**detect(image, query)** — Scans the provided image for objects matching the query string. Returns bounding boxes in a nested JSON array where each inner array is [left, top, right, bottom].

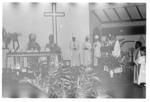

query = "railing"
[[6, 51, 62, 70]]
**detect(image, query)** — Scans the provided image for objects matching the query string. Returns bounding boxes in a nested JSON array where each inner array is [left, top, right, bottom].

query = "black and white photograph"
[[2, 2, 147, 98]]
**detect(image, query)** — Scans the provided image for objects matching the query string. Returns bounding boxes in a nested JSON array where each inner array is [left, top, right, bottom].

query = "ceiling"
[[91, 3, 146, 24]]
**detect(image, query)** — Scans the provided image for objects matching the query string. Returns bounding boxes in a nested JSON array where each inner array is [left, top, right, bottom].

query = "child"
[[136, 46, 146, 86]]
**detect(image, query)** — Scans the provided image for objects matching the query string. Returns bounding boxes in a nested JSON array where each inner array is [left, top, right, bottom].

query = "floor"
[[2, 64, 146, 98]]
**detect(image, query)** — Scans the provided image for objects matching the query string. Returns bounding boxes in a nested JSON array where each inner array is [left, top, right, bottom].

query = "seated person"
[[45, 35, 61, 54], [45, 35, 62, 67], [27, 33, 41, 52], [27, 33, 41, 75]]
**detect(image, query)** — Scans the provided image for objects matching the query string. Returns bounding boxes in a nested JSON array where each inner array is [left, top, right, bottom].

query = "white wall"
[[3, 3, 90, 60], [56, 3, 90, 60]]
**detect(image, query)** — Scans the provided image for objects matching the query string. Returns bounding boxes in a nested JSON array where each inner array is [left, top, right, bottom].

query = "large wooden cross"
[[44, 3, 65, 44]]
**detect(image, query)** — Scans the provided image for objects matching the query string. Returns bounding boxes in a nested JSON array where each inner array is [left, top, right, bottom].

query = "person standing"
[[135, 47, 146, 86], [70, 35, 80, 67], [82, 36, 92, 67], [112, 35, 121, 58], [133, 41, 142, 84], [93, 35, 101, 67]]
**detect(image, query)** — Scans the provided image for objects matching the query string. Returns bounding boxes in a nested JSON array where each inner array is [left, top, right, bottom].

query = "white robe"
[[112, 40, 121, 58], [70, 41, 80, 67], [82, 41, 91, 66], [136, 56, 146, 85], [93, 41, 101, 66], [94, 41, 101, 58], [133, 48, 141, 84]]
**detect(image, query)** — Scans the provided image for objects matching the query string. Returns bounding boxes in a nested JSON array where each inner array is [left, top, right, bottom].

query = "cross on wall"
[[44, 3, 65, 44]]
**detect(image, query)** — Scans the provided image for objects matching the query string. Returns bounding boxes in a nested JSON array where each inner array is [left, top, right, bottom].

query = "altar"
[[5, 51, 62, 72], [99, 44, 123, 78]]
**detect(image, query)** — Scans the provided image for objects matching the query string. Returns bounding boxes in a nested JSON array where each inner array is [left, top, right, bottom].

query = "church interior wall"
[[3, 3, 90, 60]]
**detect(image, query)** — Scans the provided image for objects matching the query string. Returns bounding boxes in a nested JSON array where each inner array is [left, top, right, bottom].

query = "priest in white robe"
[[93, 35, 101, 66], [70, 35, 80, 67], [133, 41, 142, 84], [136, 47, 146, 85], [137, 54, 146, 85], [82, 36, 92, 67], [112, 35, 121, 58]]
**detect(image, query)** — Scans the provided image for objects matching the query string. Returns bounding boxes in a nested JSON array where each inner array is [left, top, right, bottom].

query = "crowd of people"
[[69, 33, 146, 86], [3, 28, 146, 86], [70, 33, 121, 67]]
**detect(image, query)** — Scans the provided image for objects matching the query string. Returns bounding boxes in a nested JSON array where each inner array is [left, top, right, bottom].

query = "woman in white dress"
[[136, 47, 146, 86]]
